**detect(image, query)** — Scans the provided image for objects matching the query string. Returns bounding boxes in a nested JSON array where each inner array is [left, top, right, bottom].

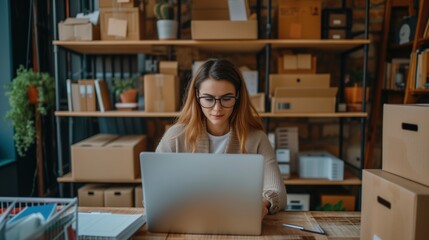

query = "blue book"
[[8, 203, 57, 224]]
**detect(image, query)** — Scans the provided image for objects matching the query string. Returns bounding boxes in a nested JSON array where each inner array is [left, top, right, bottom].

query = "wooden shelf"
[[53, 39, 370, 55], [410, 89, 429, 95], [57, 172, 142, 183], [55, 111, 367, 118], [283, 170, 361, 185]]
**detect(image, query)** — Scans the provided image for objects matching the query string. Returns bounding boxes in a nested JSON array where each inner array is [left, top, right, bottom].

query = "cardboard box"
[[71, 134, 147, 180], [328, 29, 347, 39], [329, 13, 347, 27], [383, 104, 429, 186], [192, 9, 230, 20], [191, 0, 228, 10], [159, 61, 178, 76], [99, 0, 141, 8], [58, 18, 100, 41], [192, 20, 257, 40], [104, 185, 134, 207], [278, 0, 322, 39], [249, 93, 265, 112], [361, 169, 429, 240], [135, 185, 143, 207], [271, 87, 337, 113], [78, 184, 109, 207], [277, 54, 317, 74], [100, 8, 144, 40], [144, 74, 179, 112], [269, 74, 330, 96], [321, 195, 355, 211]]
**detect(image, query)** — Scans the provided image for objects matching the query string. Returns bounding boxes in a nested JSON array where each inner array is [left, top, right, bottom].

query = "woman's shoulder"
[[163, 123, 185, 136], [248, 129, 268, 138]]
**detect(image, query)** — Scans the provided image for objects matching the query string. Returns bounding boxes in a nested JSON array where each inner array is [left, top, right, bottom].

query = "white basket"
[[0, 197, 77, 240]]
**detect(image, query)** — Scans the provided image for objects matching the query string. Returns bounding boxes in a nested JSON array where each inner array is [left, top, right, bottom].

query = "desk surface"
[[79, 207, 360, 239]]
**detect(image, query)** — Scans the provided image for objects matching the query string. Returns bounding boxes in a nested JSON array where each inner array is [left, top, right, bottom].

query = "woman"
[[156, 59, 287, 216]]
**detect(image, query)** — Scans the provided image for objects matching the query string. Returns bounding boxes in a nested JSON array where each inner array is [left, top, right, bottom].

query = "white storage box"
[[299, 151, 344, 180]]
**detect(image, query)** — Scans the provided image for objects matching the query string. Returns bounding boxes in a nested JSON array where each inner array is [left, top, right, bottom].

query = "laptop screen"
[[140, 152, 264, 235]]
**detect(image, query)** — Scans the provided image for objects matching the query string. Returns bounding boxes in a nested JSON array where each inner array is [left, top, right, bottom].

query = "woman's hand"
[[262, 199, 271, 218]]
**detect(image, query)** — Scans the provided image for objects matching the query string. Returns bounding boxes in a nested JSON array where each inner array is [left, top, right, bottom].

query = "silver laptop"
[[139, 152, 264, 236]]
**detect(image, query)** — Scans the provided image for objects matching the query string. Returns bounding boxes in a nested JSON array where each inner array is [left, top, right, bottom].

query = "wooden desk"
[[79, 207, 360, 239]]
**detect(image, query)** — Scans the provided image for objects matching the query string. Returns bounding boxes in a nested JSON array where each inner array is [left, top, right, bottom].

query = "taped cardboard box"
[[277, 54, 317, 74], [100, 7, 144, 40], [192, 20, 257, 40], [269, 74, 330, 96], [383, 104, 429, 186], [144, 74, 179, 112], [78, 184, 110, 207], [361, 169, 429, 240], [99, 0, 141, 8], [278, 0, 322, 39], [271, 87, 337, 113], [104, 185, 134, 207], [58, 18, 100, 41], [71, 134, 146, 180]]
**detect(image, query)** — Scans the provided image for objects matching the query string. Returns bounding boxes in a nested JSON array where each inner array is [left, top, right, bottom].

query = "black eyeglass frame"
[[196, 92, 240, 109]]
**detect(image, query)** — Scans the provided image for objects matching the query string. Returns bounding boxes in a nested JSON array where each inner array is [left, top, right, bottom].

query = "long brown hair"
[[176, 59, 264, 152]]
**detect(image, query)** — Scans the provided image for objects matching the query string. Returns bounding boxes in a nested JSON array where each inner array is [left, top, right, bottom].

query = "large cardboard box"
[[383, 104, 429, 186], [269, 74, 330, 96], [144, 74, 179, 112], [104, 186, 134, 207], [192, 20, 257, 40], [58, 18, 100, 41], [134, 185, 144, 207], [99, 0, 141, 8], [78, 184, 109, 207], [272, 87, 337, 113], [71, 134, 146, 180], [361, 169, 429, 240], [100, 8, 144, 40], [278, 0, 322, 39]]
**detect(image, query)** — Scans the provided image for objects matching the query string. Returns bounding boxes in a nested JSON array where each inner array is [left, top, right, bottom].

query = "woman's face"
[[197, 79, 237, 136]]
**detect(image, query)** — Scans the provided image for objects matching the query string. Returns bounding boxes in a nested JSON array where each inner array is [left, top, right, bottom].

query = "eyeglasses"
[[197, 95, 238, 108]]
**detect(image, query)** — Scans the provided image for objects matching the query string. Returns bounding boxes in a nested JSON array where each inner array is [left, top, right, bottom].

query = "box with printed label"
[[71, 134, 146, 180], [58, 18, 100, 41], [361, 169, 429, 240], [100, 7, 144, 40], [78, 184, 110, 207], [278, 0, 322, 39], [104, 185, 134, 207], [144, 74, 179, 112], [383, 104, 429, 186]]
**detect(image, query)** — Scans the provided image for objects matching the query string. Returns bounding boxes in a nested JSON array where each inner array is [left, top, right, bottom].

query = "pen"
[[282, 223, 326, 235]]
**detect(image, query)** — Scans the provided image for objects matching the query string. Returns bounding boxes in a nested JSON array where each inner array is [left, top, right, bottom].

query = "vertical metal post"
[[264, 0, 272, 131]]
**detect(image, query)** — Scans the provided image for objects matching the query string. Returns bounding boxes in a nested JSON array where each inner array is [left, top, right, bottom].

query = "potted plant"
[[154, 0, 177, 40], [112, 77, 138, 103], [5, 66, 55, 157]]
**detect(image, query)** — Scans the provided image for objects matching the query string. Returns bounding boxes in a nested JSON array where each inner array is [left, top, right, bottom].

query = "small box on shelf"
[[100, 7, 144, 40]]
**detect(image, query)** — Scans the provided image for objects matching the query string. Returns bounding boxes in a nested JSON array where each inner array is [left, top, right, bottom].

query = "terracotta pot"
[[344, 87, 370, 103], [120, 89, 138, 103], [27, 85, 39, 104]]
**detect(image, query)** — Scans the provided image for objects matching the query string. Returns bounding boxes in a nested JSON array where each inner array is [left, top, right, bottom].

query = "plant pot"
[[156, 20, 178, 40], [27, 85, 39, 104], [344, 86, 370, 103], [120, 89, 138, 103]]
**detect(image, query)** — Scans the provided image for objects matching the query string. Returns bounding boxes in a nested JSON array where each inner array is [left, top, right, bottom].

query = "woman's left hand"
[[262, 199, 270, 218]]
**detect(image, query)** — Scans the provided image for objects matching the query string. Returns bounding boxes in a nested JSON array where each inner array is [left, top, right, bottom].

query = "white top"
[[207, 131, 231, 154]]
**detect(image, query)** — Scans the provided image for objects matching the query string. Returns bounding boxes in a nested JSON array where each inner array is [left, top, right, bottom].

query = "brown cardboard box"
[[249, 93, 265, 113], [329, 13, 347, 27], [192, 9, 230, 20], [78, 184, 109, 207], [134, 185, 144, 207], [328, 29, 347, 39], [278, 54, 317, 74], [191, 0, 228, 9], [58, 18, 100, 41], [320, 195, 355, 211], [99, 0, 141, 8], [383, 104, 429, 187], [144, 74, 179, 112], [191, 20, 257, 40], [159, 61, 178, 76], [278, 0, 322, 39], [271, 87, 337, 113], [100, 8, 144, 40], [71, 134, 147, 180], [361, 169, 429, 240], [269, 74, 330, 96], [104, 185, 134, 207]]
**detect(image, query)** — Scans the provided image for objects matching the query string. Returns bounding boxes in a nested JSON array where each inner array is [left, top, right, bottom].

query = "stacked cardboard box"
[[78, 184, 144, 207], [58, 18, 100, 41], [99, 0, 144, 40], [269, 74, 337, 113], [361, 104, 429, 239]]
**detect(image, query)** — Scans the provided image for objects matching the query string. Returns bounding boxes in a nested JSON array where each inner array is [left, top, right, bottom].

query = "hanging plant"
[[5, 66, 55, 157]]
